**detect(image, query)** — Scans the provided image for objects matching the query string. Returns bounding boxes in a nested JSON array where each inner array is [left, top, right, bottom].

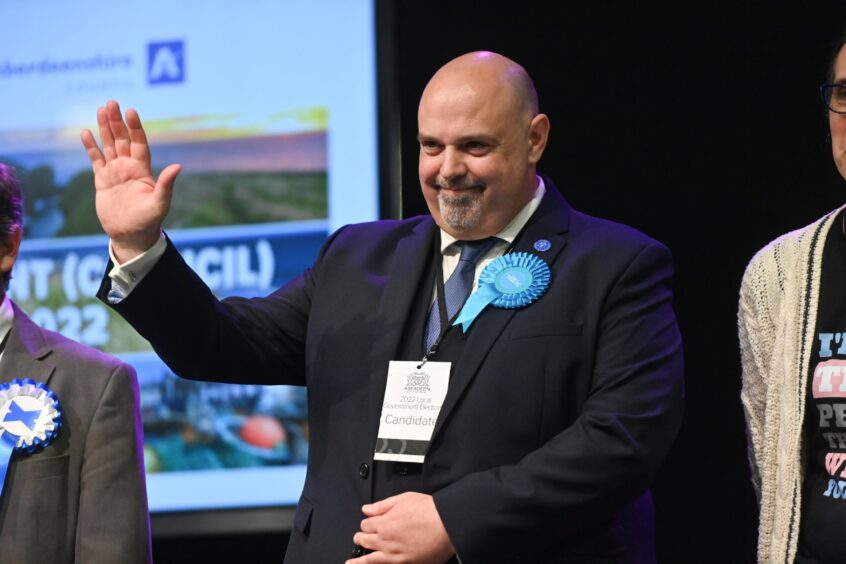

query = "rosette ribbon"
[[453, 252, 551, 332], [0, 379, 62, 498]]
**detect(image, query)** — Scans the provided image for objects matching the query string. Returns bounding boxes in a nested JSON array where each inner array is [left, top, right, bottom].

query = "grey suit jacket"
[[0, 301, 151, 564]]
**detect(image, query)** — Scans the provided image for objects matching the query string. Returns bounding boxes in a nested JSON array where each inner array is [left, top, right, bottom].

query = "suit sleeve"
[[75, 363, 152, 564], [433, 241, 685, 562], [97, 233, 327, 386]]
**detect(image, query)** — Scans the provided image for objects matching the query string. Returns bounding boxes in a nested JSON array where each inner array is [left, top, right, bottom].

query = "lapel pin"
[[533, 239, 551, 252]]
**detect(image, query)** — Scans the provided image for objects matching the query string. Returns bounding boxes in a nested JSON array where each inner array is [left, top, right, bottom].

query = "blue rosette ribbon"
[[453, 252, 551, 331], [0, 379, 62, 498]]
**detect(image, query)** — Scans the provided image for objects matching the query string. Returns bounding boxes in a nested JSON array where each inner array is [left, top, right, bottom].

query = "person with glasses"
[[740, 31, 846, 564]]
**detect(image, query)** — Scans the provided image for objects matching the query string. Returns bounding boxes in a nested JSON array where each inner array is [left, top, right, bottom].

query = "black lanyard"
[[418, 231, 522, 368], [419, 235, 453, 367]]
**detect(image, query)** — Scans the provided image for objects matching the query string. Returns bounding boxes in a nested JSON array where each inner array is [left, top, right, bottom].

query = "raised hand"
[[81, 100, 181, 263]]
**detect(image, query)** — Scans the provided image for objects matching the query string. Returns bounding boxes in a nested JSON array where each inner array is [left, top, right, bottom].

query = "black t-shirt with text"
[[798, 209, 846, 563]]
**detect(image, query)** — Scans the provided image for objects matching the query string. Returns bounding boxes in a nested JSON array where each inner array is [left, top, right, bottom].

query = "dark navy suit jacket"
[[101, 177, 684, 563]]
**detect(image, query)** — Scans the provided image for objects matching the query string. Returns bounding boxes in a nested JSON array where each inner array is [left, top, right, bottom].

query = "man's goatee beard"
[[438, 190, 483, 233]]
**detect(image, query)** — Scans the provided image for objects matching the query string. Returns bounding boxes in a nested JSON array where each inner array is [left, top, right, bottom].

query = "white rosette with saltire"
[[0, 379, 62, 496]]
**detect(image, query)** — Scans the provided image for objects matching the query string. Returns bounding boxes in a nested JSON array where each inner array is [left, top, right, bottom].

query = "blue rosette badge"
[[0, 379, 61, 497], [453, 252, 551, 331]]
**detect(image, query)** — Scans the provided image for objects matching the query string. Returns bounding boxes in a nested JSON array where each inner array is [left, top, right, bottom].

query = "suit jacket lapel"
[[368, 219, 438, 439], [432, 181, 572, 441], [0, 303, 55, 386]]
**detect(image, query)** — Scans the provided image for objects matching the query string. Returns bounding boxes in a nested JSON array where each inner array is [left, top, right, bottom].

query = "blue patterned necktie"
[[423, 237, 499, 353]]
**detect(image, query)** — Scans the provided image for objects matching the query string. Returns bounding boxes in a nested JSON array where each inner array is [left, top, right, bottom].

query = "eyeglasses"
[[821, 83, 846, 114]]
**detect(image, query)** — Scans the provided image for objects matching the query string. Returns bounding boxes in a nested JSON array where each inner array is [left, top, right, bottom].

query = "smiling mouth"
[[436, 183, 484, 193]]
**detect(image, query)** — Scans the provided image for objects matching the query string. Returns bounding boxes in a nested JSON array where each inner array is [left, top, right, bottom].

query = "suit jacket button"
[[394, 463, 409, 476], [358, 463, 370, 479]]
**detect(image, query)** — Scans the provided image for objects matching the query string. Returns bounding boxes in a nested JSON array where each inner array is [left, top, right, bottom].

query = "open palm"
[[81, 100, 181, 261]]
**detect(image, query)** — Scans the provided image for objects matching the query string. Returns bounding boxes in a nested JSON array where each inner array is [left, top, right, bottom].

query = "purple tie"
[[423, 237, 499, 352]]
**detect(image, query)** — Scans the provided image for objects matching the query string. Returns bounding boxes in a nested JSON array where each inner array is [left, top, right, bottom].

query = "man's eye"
[[465, 142, 489, 153], [834, 87, 846, 100]]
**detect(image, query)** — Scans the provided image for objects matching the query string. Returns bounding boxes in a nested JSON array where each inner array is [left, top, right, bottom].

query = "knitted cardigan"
[[739, 206, 843, 563]]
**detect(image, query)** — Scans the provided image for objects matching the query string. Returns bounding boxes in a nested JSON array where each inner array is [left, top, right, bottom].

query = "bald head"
[[420, 51, 539, 122], [417, 51, 550, 240]]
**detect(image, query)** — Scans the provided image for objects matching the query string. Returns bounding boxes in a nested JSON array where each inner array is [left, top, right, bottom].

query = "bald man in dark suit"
[[83, 52, 683, 563]]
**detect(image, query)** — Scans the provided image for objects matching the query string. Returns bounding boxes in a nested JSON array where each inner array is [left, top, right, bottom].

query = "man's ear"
[[0, 225, 23, 277], [527, 113, 550, 165]]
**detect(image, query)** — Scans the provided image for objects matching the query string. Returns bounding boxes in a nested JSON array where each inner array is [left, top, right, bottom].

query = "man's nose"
[[439, 146, 467, 180]]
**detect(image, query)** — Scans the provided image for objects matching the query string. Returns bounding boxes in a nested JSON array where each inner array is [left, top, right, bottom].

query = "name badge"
[[373, 361, 450, 463]]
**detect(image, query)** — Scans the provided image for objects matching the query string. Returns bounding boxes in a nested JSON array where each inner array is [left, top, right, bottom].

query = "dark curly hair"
[[0, 164, 23, 292]]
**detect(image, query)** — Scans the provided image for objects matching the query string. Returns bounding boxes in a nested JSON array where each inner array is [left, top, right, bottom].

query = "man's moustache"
[[434, 181, 484, 191]]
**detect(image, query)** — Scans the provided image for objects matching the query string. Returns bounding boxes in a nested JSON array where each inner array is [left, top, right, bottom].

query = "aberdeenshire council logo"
[[147, 40, 185, 85], [404, 372, 430, 394]]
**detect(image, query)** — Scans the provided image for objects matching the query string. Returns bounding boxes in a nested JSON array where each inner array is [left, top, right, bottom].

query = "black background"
[[154, 2, 846, 562]]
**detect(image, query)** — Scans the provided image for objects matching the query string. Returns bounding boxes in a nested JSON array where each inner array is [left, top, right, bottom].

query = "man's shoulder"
[[326, 215, 433, 251], [541, 175, 668, 253], [44, 332, 128, 373], [568, 208, 669, 255], [11, 305, 130, 376], [338, 215, 432, 237]]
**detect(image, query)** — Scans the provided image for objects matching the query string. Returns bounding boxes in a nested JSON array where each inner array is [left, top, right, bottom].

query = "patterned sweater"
[[738, 206, 843, 563]]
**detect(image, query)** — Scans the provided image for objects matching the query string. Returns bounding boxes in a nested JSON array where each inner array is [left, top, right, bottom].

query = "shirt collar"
[[0, 295, 15, 353], [440, 175, 547, 253]]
